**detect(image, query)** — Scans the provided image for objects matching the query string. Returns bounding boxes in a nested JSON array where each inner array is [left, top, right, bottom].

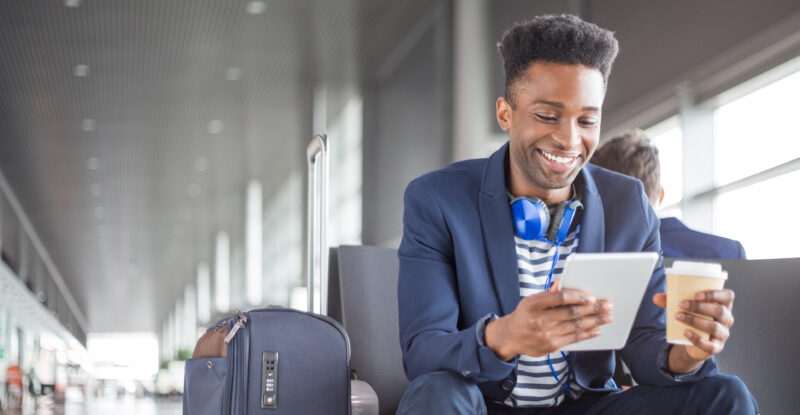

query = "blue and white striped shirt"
[[505, 229, 584, 407]]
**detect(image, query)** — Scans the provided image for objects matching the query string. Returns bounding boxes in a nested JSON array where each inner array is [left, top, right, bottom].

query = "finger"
[[553, 326, 604, 350], [676, 312, 730, 341], [551, 312, 613, 337], [685, 330, 724, 356], [695, 289, 735, 308], [679, 301, 734, 327], [527, 289, 596, 310], [548, 279, 561, 292], [545, 300, 613, 322], [652, 293, 666, 309]]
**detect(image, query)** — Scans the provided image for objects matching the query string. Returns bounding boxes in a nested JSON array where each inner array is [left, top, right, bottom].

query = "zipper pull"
[[224, 312, 248, 344]]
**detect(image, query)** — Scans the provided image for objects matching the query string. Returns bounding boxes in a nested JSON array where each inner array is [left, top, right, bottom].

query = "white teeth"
[[542, 151, 576, 165]]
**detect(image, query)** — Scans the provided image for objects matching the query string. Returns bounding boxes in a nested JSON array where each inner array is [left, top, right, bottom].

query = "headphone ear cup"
[[546, 201, 568, 243], [510, 196, 550, 240]]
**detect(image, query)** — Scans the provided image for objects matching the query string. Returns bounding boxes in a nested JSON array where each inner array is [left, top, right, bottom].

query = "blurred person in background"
[[591, 130, 746, 259]]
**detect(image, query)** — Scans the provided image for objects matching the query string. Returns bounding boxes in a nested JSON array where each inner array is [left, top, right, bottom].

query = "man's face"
[[497, 62, 605, 195]]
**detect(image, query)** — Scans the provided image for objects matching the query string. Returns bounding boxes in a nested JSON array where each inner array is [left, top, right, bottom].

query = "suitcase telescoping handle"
[[306, 134, 329, 315]]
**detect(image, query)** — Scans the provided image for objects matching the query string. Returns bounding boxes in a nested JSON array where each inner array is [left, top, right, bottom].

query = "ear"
[[496, 97, 512, 131], [658, 186, 665, 207]]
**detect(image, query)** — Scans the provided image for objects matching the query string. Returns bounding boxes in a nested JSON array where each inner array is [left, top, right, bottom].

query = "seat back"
[[665, 257, 800, 414], [332, 245, 408, 415]]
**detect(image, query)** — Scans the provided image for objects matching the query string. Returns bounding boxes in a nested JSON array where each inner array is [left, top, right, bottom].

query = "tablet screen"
[[559, 252, 659, 351]]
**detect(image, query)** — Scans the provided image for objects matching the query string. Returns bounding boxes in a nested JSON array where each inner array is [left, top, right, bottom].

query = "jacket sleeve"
[[620, 184, 718, 386], [397, 177, 516, 384]]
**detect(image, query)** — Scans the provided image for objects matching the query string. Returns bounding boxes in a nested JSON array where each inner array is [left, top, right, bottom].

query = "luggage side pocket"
[[183, 356, 228, 415]]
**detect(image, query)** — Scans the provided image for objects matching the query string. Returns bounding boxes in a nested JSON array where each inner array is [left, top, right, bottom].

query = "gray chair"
[[663, 257, 800, 415], [329, 245, 409, 415]]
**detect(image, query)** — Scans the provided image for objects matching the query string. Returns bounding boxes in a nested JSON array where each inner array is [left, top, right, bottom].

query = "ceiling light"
[[94, 206, 105, 219], [97, 225, 107, 237], [65, 0, 80, 7], [91, 182, 103, 196], [73, 64, 89, 77], [87, 157, 100, 170], [207, 120, 224, 134], [246, 1, 266, 15], [195, 157, 209, 172], [81, 118, 95, 131], [225, 67, 242, 81]]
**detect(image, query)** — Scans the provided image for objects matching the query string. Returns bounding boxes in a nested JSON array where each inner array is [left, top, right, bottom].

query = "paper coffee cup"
[[665, 261, 727, 345]]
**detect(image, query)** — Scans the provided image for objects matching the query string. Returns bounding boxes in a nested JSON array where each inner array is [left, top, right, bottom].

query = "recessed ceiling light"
[[94, 206, 105, 219], [246, 1, 266, 15], [97, 225, 107, 237], [207, 120, 224, 134], [82, 118, 95, 131], [65, 0, 80, 7], [87, 157, 100, 170], [73, 64, 89, 77], [195, 157, 209, 172], [225, 67, 242, 81], [91, 182, 103, 196]]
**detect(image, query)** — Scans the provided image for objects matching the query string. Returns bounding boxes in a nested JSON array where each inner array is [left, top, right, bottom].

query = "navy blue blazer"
[[660, 217, 746, 259], [397, 143, 717, 402]]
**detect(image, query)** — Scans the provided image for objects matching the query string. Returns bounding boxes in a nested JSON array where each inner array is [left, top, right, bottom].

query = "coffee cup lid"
[[666, 261, 728, 279]]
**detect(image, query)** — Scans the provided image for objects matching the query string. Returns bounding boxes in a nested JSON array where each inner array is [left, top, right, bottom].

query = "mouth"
[[537, 149, 580, 171]]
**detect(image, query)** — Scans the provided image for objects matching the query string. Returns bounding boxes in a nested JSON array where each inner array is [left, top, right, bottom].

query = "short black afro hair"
[[498, 14, 619, 106]]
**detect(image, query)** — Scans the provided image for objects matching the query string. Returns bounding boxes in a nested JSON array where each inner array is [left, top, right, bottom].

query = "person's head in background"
[[590, 129, 664, 208]]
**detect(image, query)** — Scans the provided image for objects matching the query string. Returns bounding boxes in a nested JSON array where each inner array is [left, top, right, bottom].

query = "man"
[[591, 130, 747, 259], [396, 15, 756, 414]]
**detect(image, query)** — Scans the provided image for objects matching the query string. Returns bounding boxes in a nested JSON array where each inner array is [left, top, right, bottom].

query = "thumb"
[[652, 293, 667, 309]]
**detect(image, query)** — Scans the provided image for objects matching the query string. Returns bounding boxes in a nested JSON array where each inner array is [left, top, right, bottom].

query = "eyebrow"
[[534, 100, 600, 112]]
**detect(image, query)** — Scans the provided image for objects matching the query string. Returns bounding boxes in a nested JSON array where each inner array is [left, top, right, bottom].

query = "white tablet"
[[558, 252, 659, 351]]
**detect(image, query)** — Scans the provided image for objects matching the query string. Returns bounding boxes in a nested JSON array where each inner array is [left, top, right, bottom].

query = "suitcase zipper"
[[223, 312, 250, 415], [224, 311, 248, 344]]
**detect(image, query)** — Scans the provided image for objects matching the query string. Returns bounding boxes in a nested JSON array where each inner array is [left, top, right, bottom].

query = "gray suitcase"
[[183, 308, 350, 414], [183, 135, 356, 414]]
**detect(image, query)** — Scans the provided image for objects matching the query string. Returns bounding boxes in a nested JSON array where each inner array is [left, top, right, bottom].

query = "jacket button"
[[461, 370, 472, 377], [502, 379, 514, 391]]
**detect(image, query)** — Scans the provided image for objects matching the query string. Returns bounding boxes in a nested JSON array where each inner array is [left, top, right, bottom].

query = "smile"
[[539, 150, 578, 166]]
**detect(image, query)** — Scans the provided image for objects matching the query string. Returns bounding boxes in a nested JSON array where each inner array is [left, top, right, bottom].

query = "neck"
[[508, 172, 572, 205]]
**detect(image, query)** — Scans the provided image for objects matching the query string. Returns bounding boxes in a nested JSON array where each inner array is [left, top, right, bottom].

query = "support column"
[[678, 83, 715, 232], [453, 0, 491, 162]]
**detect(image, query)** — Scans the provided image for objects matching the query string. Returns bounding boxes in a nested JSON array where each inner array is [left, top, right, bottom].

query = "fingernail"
[[680, 301, 689, 309], [601, 302, 613, 311], [685, 330, 694, 339], [695, 292, 705, 300], [676, 312, 685, 321]]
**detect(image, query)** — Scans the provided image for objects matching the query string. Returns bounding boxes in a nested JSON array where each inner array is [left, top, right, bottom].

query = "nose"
[[554, 120, 582, 149]]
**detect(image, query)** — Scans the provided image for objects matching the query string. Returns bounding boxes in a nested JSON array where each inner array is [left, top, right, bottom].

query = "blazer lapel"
[[576, 168, 605, 253], [478, 144, 520, 316]]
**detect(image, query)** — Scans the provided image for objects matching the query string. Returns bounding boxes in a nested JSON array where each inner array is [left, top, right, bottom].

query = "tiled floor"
[[8, 397, 183, 415]]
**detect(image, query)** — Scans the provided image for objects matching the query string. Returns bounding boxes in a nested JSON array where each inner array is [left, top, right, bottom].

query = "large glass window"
[[645, 116, 683, 218], [714, 67, 800, 186], [712, 60, 800, 259], [714, 170, 800, 259]]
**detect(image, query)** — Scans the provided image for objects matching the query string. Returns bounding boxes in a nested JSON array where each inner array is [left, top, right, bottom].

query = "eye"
[[536, 114, 558, 123], [578, 117, 599, 127]]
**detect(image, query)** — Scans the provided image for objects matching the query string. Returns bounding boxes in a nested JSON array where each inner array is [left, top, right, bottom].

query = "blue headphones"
[[510, 196, 583, 244], [509, 195, 583, 396]]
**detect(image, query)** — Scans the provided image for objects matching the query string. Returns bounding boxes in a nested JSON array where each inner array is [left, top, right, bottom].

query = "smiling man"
[[396, 15, 757, 414]]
